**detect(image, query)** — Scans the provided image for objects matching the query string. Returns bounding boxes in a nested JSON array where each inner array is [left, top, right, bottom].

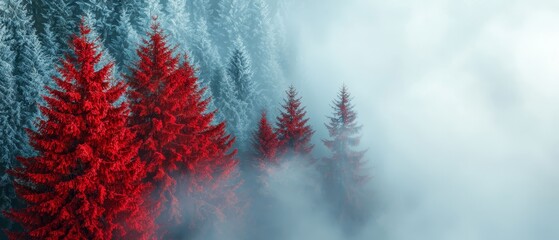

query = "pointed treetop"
[[227, 36, 255, 101], [252, 110, 279, 169], [326, 85, 361, 140], [140, 0, 163, 32], [276, 85, 314, 158], [321, 85, 369, 221]]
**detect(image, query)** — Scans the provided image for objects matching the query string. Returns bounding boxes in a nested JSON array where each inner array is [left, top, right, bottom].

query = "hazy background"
[[281, 0, 559, 239]]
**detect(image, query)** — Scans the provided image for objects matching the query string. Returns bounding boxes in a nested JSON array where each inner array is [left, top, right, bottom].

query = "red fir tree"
[[251, 111, 279, 171], [5, 23, 154, 240], [276, 85, 314, 159], [126, 21, 239, 236], [126, 21, 184, 232], [322, 85, 368, 222]]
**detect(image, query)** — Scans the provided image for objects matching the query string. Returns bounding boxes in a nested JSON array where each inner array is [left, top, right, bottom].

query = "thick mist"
[[281, 0, 559, 239], [109, 1, 559, 239]]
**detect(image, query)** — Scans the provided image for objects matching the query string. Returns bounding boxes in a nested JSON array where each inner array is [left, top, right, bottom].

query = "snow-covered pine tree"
[[245, 0, 284, 107], [139, 0, 163, 33], [163, 0, 191, 53], [38, 0, 75, 55], [212, 68, 247, 148], [188, 0, 209, 23], [188, 18, 222, 113], [75, 0, 117, 46], [110, 0, 127, 14], [227, 38, 257, 108], [272, 4, 292, 93], [40, 22, 59, 66], [190, 18, 218, 85], [200, 34, 250, 146], [322, 85, 369, 223], [226, 37, 262, 133], [0, 24, 19, 236], [122, 0, 145, 33], [244, 0, 274, 62], [2, 0, 50, 156], [111, 8, 140, 72], [83, 11, 120, 84], [39, 22, 59, 85], [26, 0, 44, 31], [205, 0, 221, 41], [6, 22, 155, 240], [0, 24, 17, 178], [208, 0, 249, 57], [276, 85, 314, 160]]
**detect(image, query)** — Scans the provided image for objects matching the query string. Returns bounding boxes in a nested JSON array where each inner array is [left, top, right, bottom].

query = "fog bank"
[[285, 0, 559, 239]]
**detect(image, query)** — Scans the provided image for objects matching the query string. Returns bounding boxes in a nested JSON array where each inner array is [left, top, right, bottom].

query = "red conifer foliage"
[[126, 22, 239, 235], [126, 22, 185, 231], [6, 23, 153, 239], [322, 85, 368, 222], [276, 86, 314, 159], [251, 111, 279, 171]]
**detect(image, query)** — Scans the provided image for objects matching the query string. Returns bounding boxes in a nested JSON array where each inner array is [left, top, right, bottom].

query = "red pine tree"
[[126, 21, 184, 232], [276, 85, 314, 159], [251, 111, 279, 171], [322, 85, 368, 222], [126, 21, 239, 236], [6, 23, 154, 240]]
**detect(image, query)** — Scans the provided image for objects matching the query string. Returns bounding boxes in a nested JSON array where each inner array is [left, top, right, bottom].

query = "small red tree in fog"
[[251, 111, 279, 171], [127, 21, 239, 236], [322, 85, 368, 222], [6, 23, 153, 239], [275, 86, 314, 160]]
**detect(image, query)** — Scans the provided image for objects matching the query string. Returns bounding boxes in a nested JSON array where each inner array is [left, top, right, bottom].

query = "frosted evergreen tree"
[[0, 25, 17, 154], [245, 0, 274, 64], [245, 0, 285, 107], [189, 18, 222, 114], [76, 0, 117, 46], [226, 37, 261, 124], [111, 8, 140, 71], [110, 0, 126, 12], [272, 10, 289, 78], [188, 0, 209, 22], [0, 24, 19, 233], [40, 22, 59, 64], [39, 0, 75, 54], [83, 10, 120, 82], [140, 0, 163, 33], [208, 0, 249, 57], [40, 21, 59, 85], [163, 0, 191, 53], [190, 19, 220, 88], [2, 0, 50, 156], [122, 0, 146, 32], [211, 70, 248, 147]]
